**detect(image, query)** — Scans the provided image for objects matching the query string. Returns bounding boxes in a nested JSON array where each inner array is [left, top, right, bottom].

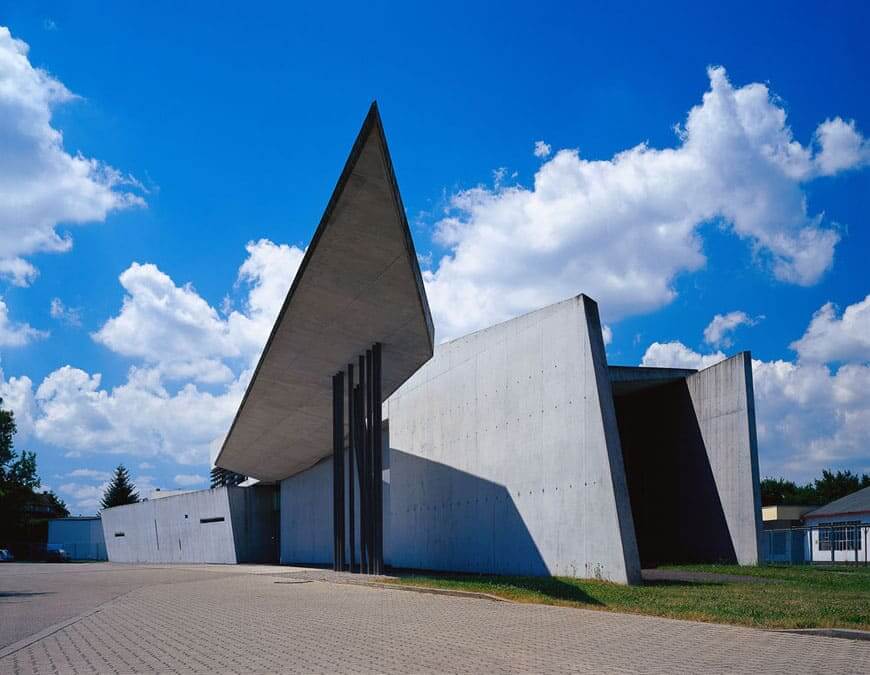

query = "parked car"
[[0, 548, 14, 562], [43, 545, 70, 562]]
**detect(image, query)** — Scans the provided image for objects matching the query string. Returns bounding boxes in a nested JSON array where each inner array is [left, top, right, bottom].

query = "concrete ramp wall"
[[102, 486, 279, 564], [685, 353, 762, 564], [613, 353, 762, 567], [102, 488, 238, 563], [385, 295, 641, 583]]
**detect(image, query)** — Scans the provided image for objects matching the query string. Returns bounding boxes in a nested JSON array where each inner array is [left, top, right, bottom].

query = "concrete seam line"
[[304, 577, 510, 602], [367, 582, 510, 602], [0, 577, 162, 661], [0, 606, 106, 660]]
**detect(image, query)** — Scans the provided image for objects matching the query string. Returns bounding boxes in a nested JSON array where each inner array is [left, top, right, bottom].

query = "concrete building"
[[47, 516, 107, 560], [104, 104, 763, 583], [102, 485, 278, 564]]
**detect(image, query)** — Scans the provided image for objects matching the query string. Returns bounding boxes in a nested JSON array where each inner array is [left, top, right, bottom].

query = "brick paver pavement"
[[1, 564, 868, 673]]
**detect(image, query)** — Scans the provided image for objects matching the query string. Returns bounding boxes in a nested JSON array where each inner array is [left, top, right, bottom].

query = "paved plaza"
[[1, 563, 868, 674]]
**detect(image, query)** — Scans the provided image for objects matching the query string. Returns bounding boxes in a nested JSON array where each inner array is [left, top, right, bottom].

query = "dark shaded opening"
[[114, 532, 125, 537], [613, 379, 736, 567], [199, 517, 225, 524]]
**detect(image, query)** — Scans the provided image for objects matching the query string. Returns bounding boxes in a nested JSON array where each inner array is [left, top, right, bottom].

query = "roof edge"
[[215, 103, 433, 471]]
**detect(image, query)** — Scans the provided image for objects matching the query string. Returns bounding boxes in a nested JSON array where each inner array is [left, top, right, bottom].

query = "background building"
[[103, 106, 763, 584], [47, 516, 107, 560], [803, 486, 870, 564]]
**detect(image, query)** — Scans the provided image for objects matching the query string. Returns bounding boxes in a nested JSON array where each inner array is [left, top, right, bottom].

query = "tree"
[[814, 469, 870, 505], [100, 465, 140, 509], [760, 469, 870, 507], [760, 477, 818, 506], [210, 466, 246, 488], [0, 398, 67, 552]]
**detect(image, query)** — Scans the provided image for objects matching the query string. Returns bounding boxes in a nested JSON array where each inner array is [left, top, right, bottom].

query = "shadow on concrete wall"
[[614, 380, 736, 567], [389, 449, 549, 576]]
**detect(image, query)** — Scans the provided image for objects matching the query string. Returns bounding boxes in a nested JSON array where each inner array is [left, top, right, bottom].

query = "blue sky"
[[0, 2, 868, 513]]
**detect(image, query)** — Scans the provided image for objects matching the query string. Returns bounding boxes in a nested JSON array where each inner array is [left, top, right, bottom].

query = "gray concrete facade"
[[685, 353, 763, 564], [102, 485, 277, 564], [385, 295, 640, 583], [613, 353, 762, 567], [274, 295, 762, 582]]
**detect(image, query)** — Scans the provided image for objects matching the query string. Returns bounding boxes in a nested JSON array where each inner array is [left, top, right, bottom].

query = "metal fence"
[[763, 523, 870, 565], [4, 540, 108, 561]]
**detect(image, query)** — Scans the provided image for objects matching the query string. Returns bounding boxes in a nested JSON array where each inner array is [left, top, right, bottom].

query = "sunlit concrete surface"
[[1, 563, 868, 674]]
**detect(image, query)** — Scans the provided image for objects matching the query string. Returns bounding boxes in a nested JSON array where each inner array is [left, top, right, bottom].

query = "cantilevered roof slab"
[[216, 104, 434, 481]]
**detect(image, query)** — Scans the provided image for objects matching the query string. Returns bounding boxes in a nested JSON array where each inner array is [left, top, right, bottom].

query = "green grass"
[[384, 564, 870, 630]]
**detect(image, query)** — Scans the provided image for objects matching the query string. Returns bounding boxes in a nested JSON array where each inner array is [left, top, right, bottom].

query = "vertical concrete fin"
[[578, 295, 642, 584], [686, 352, 763, 564]]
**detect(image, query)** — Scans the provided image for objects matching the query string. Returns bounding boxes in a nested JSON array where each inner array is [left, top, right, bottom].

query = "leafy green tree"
[[761, 469, 870, 507], [209, 466, 246, 488], [0, 399, 67, 551], [100, 465, 140, 509], [813, 469, 870, 504], [760, 477, 818, 506]]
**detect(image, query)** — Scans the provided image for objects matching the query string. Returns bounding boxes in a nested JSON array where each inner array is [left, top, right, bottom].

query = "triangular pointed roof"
[[216, 104, 434, 481]]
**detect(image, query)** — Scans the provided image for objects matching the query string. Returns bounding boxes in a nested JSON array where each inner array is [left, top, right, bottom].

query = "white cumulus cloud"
[[703, 310, 761, 348], [0, 298, 47, 346], [423, 66, 867, 341], [0, 240, 301, 467], [814, 117, 870, 176], [641, 300, 870, 481], [533, 140, 551, 158], [640, 341, 726, 370], [790, 294, 870, 364], [0, 26, 144, 287]]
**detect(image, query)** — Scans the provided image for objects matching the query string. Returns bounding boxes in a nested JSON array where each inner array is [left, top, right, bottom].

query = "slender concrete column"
[[372, 342, 383, 574], [332, 371, 345, 571], [347, 363, 355, 573]]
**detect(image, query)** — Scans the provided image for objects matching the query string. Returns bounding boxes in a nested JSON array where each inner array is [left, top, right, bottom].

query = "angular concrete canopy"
[[216, 104, 434, 481]]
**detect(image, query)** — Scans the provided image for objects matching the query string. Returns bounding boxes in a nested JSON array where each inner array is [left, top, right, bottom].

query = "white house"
[[803, 486, 870, 564]]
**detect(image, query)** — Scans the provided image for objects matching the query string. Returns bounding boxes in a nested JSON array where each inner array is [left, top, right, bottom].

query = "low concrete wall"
[[102, 487, 263, 564], [385, 295, 640, 583]]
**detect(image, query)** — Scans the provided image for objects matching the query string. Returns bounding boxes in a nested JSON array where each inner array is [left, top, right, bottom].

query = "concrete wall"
[[385, 295, 640, 583], [103, 488, 238, 563], [685, 353, 763, 565], [280, 458, 333, 565], [228, 485, 280, 563], [280, 449, 379, 566], [613, 353, 762, 567], [47, 518, 106, 560]]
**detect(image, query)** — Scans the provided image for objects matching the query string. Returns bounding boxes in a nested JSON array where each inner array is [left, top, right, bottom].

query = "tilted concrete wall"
[[102, 487, 238, 563], [385, 295, 640, 583], [685, 352, 763, 565]]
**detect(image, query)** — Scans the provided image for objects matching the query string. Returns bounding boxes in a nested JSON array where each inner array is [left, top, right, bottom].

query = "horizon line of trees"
[[760, 469, 870, 507]]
